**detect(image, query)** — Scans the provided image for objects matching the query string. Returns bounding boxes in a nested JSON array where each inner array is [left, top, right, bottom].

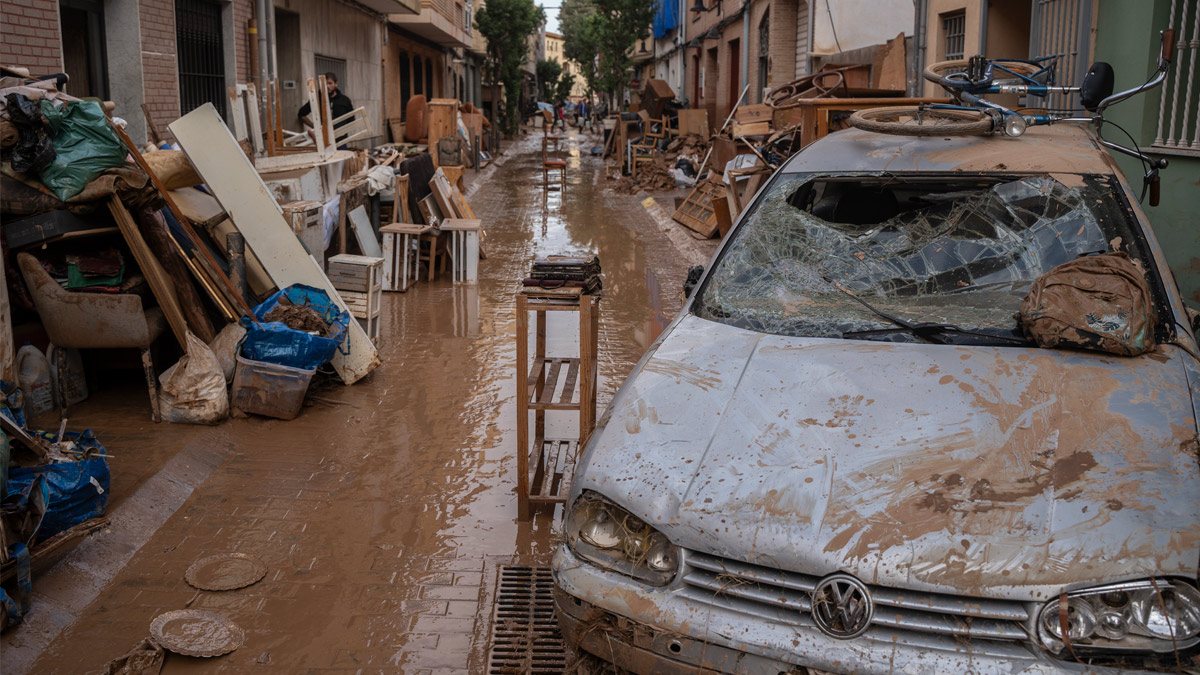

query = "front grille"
[[680, 551, 1031, 643]]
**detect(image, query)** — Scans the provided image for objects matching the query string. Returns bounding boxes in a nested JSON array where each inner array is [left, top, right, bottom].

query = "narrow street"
[[3, 131, 706, 673]]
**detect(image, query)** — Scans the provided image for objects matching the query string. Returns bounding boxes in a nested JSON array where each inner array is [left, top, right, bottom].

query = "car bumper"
[[552, 545, 1160, 675]]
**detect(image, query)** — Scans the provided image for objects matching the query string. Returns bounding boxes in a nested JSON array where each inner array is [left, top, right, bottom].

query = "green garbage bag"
[[38, 100, 128, 201]]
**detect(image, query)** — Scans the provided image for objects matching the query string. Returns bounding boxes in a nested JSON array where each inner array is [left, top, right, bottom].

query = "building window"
[[1154, 0, 1200, 154], [464, 0, 472, 32], [942, 11, 965, 61], [176, 0, 226, 116], [314, 54, 348, 94]]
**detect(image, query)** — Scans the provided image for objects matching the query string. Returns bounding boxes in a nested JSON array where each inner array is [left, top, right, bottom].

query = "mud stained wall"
[[273, 0, 384, 145], [1094, 0, 1200, 310]]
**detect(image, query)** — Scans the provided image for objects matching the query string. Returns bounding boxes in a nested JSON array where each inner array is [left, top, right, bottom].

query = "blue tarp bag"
[[6, 429, 109, 543], [240, 284, 350, 370]]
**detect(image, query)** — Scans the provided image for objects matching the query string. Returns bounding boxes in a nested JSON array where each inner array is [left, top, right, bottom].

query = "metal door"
[[176, 0, 226, 117], [1029, 0, 1093, 111]]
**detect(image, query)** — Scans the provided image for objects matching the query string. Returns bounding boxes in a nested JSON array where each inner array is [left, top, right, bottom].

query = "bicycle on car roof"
[[846, 28, 1177, 205]]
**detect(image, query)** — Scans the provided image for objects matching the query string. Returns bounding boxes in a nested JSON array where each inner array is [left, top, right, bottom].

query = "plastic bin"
[[231, 353, 316, 421]]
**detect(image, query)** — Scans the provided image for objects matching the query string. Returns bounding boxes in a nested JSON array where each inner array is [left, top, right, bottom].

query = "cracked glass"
[[693, 174, 1153, 342]]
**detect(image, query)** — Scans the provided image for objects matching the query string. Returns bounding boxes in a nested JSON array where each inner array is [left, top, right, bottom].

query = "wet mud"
[[13, 130, 696, 673]]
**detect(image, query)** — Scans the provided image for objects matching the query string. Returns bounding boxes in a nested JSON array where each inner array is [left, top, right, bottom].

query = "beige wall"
[[921, 0, 981, 95]]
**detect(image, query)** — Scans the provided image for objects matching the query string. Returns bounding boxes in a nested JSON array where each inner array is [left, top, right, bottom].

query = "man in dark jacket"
[[299, 72, 353, 145]]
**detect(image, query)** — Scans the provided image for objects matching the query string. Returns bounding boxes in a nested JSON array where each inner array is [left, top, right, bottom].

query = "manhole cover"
[[185, 553, 267, 591], [486, 566, 568, 674], [150, 609, 245, 657]]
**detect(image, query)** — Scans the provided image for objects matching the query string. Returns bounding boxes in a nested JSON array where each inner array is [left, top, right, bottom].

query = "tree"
[[590, 0, 656, 105], [561, 0, 655, 105], [555, 71, 576, 102], [475, 0, 544, 135], [560, 0, 601, 96], [536, 58, 563, 101]]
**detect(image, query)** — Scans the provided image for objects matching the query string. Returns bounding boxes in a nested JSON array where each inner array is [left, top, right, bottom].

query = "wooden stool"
[[418, 231, 445, 281], [442, 218, 481, 284], [542, 137, 566, 192], [381, 223, 431, 292], [328, 254, 383, 342]]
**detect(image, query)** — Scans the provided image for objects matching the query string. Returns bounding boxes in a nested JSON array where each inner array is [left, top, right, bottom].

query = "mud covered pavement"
[[3, 130, 712, 673]]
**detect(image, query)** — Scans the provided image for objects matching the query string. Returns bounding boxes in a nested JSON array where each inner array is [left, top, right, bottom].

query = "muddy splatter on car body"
[[553, 125, 1200, 673]]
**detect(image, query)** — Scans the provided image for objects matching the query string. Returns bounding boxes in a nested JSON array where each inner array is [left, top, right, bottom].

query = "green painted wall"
[[1093, 0, 1200, 308]]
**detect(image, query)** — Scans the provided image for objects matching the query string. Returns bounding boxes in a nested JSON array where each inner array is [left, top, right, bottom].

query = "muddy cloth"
[[695, 175, 1153, 341], [398, 153, 435, 224], [1019, 252, 1156, 356], [86, 638, 165, 675], [7, 431, 109, 544], [5, 93, 55, 174], [1, 164, 162, 217]]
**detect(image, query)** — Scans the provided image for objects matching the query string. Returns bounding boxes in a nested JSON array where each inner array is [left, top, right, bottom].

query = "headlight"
[[565, 491, 680, 586], [1037, 580, 1200, 655]]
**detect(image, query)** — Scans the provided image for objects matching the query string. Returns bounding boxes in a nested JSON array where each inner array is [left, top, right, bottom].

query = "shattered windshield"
[[694, 173, 1154, 343]]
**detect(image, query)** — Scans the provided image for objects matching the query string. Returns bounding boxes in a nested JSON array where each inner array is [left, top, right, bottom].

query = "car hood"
[[575, 314, 1200, 600]]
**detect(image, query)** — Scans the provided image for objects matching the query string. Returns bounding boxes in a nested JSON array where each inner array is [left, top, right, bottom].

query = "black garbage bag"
[[5, 93, 56, 174]]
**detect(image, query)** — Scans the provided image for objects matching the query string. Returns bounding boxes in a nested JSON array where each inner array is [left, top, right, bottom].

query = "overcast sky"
[[542, 3, 560, 33]]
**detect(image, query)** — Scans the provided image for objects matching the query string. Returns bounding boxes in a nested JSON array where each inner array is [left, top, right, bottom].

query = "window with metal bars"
[[314, 55, 348, 93], [1154, 0, 1200, 154], [942, 11, 965, 61], [176, 0, 226, 117]]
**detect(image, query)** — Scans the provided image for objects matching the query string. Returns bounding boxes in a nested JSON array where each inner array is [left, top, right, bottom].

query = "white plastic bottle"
[[17, 344, 55, 418]]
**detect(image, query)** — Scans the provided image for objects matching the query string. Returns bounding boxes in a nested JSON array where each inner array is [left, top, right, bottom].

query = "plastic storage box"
[[231, 353, 316, 421]]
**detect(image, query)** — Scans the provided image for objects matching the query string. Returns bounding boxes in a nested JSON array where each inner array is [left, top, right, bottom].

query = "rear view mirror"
[[1081, 62, 1115, 112], [683, 265, 705, 298]]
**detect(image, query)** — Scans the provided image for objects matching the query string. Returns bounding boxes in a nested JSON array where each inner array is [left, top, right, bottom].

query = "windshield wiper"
[[823, 276, 1031, 346]]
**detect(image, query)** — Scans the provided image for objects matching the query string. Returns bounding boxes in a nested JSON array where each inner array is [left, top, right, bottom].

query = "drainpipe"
[[266, 0, 277, 80], [978, 0, 989, 57], [741, 0, 749, 106], [255, 0, 268, 90]]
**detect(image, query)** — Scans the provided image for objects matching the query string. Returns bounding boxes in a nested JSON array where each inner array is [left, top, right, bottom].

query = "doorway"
[[59, 0, 108, 99], [175, 0, 225, 116]]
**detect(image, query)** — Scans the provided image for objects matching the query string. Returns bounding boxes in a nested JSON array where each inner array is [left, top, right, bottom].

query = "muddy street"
[[3, 131, 704, 673]]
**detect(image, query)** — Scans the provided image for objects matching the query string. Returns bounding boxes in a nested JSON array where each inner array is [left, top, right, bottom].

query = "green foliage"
[[536, 58, 563, 101], [561, 0, 655, 103], [555, 71, 577, 102], [560, 0, 600, 95], [475, 0, 544, 135], [591, 0, 657, 102]]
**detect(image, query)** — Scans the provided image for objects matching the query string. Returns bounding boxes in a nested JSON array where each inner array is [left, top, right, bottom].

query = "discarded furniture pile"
[[603, 35, 952, 241]]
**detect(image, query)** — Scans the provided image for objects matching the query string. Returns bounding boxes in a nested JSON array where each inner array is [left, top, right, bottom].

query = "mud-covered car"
[[552, 124, 1200, 674]]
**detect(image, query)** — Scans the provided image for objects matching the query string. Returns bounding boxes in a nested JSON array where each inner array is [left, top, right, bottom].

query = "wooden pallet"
[[672, 178, 723, 238]]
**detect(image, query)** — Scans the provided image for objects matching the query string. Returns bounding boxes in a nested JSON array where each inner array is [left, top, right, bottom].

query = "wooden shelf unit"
[[515, 286, 599, 520]]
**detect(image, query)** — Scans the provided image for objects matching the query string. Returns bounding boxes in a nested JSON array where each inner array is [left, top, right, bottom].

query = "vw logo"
[[811, 574, 874, 639]]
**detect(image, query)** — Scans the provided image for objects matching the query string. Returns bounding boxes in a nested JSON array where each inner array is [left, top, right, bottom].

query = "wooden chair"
[[542, 137, 566, 192], [17, 252, 166, 421]]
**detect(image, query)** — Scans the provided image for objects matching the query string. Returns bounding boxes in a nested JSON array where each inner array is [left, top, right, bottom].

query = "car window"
[[693, 173, 1159, 343]]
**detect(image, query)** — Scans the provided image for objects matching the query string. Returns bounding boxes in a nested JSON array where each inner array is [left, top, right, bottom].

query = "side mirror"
[[682, 265, 705, 298], [1080, 62, 1115, 112]]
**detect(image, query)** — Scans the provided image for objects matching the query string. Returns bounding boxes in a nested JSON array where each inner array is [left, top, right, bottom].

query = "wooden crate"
[[327, 253, 383, 293]]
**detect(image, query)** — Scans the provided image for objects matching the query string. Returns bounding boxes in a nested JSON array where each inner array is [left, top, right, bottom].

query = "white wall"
[[811, 0, 912, 54]]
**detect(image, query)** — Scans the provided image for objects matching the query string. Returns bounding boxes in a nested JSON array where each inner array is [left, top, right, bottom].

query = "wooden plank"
[[712, 193, 734, 238], [559, 358, 579, 406], [730, 121, 770, 137], [672, 179, 720, 238], [170, 187, 224, 226], [427, 99, 457, 167], [540, 359, 563, 406], [110, 122, 248, 320], [677, 108, 709, 137], [169, 104, 380, 385], [107, 196, 189, 349], [734, 104, 772, 124], [348, 206, 382, 258]]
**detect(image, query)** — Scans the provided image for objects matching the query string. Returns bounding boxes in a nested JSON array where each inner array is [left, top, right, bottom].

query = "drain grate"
[[487, 565, 569, 674]]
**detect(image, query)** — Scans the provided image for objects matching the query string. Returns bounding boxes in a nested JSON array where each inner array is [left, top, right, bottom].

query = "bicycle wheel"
[[848, 107, 994, 136], [923, 59, 1043, 87]]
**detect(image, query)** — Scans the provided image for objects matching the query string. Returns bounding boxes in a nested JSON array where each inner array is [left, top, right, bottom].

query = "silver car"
[[553, 124, 1200, 674]]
